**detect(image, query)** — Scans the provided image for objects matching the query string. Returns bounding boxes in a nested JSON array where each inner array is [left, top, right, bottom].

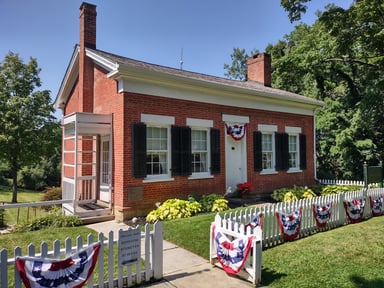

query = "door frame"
[[222, 114, 249, 191], [99, 135, 111, 203]]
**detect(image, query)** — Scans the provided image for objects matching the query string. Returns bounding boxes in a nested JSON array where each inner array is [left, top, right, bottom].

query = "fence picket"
[[223, 188, 384, 249], [1, 222, 163, 288]]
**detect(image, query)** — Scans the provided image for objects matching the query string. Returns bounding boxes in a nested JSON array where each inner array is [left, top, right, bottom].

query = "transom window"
[[191, 129, 208, 173], [146, 126, 168, 175]]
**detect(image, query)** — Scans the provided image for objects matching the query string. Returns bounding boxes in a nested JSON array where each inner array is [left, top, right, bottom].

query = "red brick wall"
[[114, 91, 316, 217], [65, 61, 316, 219]]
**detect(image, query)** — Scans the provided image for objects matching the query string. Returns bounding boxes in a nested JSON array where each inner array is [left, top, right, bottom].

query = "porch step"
[[81, 214, 115, 225]]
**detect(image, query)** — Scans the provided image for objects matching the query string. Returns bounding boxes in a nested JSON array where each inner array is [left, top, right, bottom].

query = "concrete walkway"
[[86, 220, 260, 288]]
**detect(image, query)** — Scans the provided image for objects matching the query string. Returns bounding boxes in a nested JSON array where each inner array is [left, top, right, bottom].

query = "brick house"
[[54, 2, 323, 221]]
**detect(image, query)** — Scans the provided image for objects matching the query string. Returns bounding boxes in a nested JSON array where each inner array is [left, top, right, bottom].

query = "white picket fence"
[[317, 179, 366, 186], [222, 188, 384, 249], [0, 221, 163, 288], [210, 214, 262, 285]]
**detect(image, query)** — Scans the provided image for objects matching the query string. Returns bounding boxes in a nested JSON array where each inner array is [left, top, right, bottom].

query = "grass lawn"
[[0, 185, 46, 225], [163, 212, 384, 288]]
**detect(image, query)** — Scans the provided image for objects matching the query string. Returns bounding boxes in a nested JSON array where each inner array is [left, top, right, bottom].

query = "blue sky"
[[0, 0, 352, 118]]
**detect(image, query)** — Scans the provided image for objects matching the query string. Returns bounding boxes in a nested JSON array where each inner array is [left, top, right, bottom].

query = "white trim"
[[186, 118, 213, 128], [258, 124, 277, 132], [285, 126, 302, 134], [141, 114, 175, 125], [86, 48, 118, 71], [222, 114, 250, 123]]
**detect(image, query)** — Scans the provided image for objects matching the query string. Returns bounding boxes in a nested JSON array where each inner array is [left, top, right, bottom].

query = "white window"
[[258, 124, 277, 173], [288, 135, 299, 169], [286, 126, 302, 171], [192, 129, 208, 173], [262, 133, 274, 170], [187, 118, 213, 178], [141, 114, 174, 180], [146, 126, 168, 176]]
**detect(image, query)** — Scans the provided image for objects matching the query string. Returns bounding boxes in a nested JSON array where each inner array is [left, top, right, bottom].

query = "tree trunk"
[[11, 167, 18, 203]]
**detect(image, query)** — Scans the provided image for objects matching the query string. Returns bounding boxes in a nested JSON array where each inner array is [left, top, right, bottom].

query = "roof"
[[54, 45, 324, 114]]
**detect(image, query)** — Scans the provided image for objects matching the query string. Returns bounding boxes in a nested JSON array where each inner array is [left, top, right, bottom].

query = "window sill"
[[259, 170, 278, 175], [287, 169, 303, 174], [143, 177, 175, 183], [188, 175, 214, 180]]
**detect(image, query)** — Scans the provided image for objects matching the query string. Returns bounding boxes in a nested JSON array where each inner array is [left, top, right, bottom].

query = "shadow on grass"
[[259, 267, 287, 286], [351, 275, 384, 288]]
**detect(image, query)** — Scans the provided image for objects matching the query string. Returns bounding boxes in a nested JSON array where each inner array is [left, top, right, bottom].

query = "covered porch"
[[61, 112, 114, 222]]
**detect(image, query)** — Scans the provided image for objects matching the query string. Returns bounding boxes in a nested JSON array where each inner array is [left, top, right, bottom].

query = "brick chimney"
[[247, 53, 271, 87], [80, 2, 97, 49], [78, 2, 96, 113]]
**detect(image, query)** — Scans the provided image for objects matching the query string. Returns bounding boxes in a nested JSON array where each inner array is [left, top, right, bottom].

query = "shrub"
[[273, 186, 317, 202], [40, 186, 62, 211], [283, 191, 298, 202], [0, 208, 5, 228], [199, 194, 225, 212], [236, 182, 254, 197], [146, 199, 202, 223], [211, 198, 229, 212], [15, 207, 82, 232], [320, 185, 361, 195]]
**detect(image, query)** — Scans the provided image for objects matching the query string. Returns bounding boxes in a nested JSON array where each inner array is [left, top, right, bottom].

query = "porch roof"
[[63, 112, 112, 135]]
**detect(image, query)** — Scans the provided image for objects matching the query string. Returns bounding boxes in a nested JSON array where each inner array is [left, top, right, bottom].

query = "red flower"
[[236, 182, 254, 196]]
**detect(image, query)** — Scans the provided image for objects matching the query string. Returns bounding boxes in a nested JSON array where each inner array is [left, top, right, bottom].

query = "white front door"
[[225, 134, 247, 191], [100, 136, 111, 203]]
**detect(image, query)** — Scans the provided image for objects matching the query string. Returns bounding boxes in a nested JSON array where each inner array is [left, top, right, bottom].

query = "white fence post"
[[153, 221, 163, 280], [2, 221, 164, 288]]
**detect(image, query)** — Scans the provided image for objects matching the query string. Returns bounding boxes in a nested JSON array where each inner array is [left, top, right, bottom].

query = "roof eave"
[[54, 46, 80, 109], [108, 63, 324, 110]]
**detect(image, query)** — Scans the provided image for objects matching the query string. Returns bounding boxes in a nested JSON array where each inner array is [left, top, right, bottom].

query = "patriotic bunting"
[[276, 207, 303, 241], [16, 242, 101, 288], [369, 195, 383, 217], [244, 212, 263, 230], [212, 226, 254, 274], [225, 123, 246, 141], [312, 202, 333, 228], [343, 198, 365, 223]]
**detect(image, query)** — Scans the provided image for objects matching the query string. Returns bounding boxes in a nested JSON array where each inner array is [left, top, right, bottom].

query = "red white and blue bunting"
[[343, 198, 365, 223], [312, 202, 333, 228], [369, 195, 383, 217], [276, 207, 303, 241], [16, 242, 101, 288], [212, 226, 254, 274], [245, 212, 263, 230], [225, 123, 247, 141]]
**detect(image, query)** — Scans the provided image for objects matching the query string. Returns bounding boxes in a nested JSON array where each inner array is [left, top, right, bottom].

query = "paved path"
[[86, 220, 263, 287]]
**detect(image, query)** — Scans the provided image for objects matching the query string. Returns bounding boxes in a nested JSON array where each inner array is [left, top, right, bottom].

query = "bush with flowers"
[[146, 194, 229, 223], [236, 182, 254, 197]]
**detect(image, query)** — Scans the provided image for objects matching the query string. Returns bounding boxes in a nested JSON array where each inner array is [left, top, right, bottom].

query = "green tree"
[[224, 0, 384, 179], [0, 52, 59, 202], [223, 48, 258, 81]]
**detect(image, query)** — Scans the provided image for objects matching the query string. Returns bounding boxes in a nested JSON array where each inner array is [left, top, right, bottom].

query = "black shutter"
[[132, 123, 147, 178], [253, 131, 262, 172], [210, 128, 220, 174], [300, 134, 307, 170], [282, 133, 289, 170], [171, 126, 192, 176], [275, 133, 283, 171], [276, 133, 289, 171], [181, 126, 192, 176]]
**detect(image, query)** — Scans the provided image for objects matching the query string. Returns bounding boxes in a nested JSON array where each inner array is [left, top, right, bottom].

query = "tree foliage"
[[0, 52, 60, 202], [224, 0, 384, 179]]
